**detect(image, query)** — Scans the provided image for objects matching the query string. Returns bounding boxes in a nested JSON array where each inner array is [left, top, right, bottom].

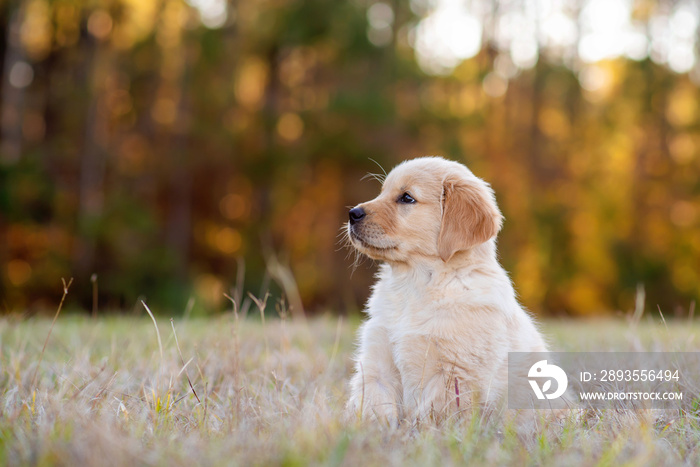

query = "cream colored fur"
[[345, 157, 548, 424]]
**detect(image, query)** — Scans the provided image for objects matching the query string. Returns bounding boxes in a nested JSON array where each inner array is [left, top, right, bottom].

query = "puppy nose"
[[349, 207, 366, 225]]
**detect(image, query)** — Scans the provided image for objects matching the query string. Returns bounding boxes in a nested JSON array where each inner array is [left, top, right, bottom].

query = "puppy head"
[[347, 157, 503, 263]]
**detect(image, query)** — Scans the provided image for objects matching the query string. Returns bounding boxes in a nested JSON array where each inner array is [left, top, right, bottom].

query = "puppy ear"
[[438, 175, 503, 262]]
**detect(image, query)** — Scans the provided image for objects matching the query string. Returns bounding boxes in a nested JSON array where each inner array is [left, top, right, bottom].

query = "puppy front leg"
[[412, 371, 457, 422], [395, 336, 459, 422], [346, 319, 402, 424]]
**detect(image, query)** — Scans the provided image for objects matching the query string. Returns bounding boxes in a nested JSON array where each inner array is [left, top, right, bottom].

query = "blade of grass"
[[31, 277, 73, 389], [141, 301, 163, 362], [91, 273, 98, 318], [183, 296, 195, 320], [657, 304, 669, 331], [248, 292, 270, 360], [327, 316, 343, 373], [170, 318, 201, 403]]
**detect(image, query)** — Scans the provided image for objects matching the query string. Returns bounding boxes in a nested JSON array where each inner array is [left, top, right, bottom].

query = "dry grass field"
[[1, 307, 700, 466]]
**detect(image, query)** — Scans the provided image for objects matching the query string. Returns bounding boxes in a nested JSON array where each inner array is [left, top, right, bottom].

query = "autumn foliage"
[[1, 0, 698, 316]]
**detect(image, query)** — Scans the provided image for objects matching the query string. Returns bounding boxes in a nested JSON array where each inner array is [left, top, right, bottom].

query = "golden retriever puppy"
[[345, 156, 549, 424]]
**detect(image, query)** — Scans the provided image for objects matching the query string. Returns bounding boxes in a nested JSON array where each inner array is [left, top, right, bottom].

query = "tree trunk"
[[0, 5, 27, 164], [74, 28, 111, 280]]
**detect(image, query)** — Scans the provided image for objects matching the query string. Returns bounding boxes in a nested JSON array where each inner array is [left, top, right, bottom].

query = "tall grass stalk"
[[170, 318, 200, 404], [31, 277, 73, 389]]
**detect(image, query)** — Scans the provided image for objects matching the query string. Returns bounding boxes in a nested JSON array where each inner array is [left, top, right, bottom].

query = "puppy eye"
[[398, 192, 416, 204]]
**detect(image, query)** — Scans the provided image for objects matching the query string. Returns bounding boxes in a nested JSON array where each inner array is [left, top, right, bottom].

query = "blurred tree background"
[[1, 0, 699, 317]]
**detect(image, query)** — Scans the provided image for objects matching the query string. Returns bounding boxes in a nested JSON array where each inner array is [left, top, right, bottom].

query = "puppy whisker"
[[368, 157, 388, 178], [336, 224, 366, 273], [361, 172, 386, 184]]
